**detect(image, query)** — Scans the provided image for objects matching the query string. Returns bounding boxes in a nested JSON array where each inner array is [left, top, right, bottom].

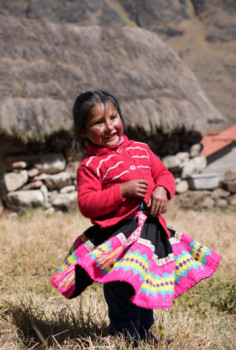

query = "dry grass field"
[[0, 203, 235, 349]]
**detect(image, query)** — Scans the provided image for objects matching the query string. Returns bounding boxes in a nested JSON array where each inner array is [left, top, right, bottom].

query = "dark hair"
[[72, 90, 124, 153]]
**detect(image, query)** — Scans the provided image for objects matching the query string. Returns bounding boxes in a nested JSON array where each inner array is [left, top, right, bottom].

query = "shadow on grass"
[[1, 297, 109, 349]]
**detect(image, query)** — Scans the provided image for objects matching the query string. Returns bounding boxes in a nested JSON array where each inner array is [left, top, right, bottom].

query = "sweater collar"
[[86, 135, 133, 156]]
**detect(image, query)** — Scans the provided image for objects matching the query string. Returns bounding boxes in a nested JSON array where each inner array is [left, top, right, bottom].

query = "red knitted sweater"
[[77, 135, 175, 237]]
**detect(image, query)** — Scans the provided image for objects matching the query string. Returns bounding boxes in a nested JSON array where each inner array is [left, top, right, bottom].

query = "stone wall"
[[162, 144, 236, 210], [1, 142, 235, 215], [2, 151, 80, 215]]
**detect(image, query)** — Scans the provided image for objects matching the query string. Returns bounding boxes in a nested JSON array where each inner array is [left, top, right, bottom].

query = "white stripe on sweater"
[[133, 141, 146, 145], [126, 146, 149, 160], [108, 170, 129, 182], [102, 161, 124, 181], [132, 155, 149, 160], [86, 156, 97, 167], [137, 165, 151, 169], [97, 154, 116, 177]]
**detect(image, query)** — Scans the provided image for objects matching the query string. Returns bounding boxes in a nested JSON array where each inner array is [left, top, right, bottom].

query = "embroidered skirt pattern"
[[51, 215, 221, 309]]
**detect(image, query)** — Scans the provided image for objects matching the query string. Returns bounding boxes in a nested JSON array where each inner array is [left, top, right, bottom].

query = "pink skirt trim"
[[51, 231, 221, 309]]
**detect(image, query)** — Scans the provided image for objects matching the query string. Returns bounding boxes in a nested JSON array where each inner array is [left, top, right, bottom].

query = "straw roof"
[[0, 15, 224, 142]]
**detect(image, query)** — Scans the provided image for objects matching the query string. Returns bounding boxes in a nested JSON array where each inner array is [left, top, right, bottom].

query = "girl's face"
[[82, 103, 124, 147]]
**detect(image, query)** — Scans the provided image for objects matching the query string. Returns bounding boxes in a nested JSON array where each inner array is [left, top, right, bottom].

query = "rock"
[[66, 161, 80, 180], [60, 185, 76, 194], [48, 190, 59, 199], [22, 180, 43, 190], [49, 191, 77, 211], [28, 168, 40, 177], [9, 212, 18, 218], [162, 152, 189, 172], [201, 196, 214, 209], [175, 177, 181, 184], [35, 153, 66, 174], [190, 144, 202, 158], [175, 193, 195, 209], [44, 207, 55, 215], [225, 181, 236, 193], [212, 188, 230, 200], [6, 190, 45, 210], [12, 161, 27, 169], [44, 171, 71, 190], [43, 202, 52, 209], [4, 170, 28, 192], [222, 181, 236, 193], [222, 170, 236, 193], [0, 201, 3, 215], [188, 173, 219, 190], [181, 159, 195, 178], [216, 199, 228, 208], [34, 173, 49, 181], [228, 194, 236, 208], [40, 184, 48, 203], [181, 156, 207, 179], [223, 181, 236, 193], [175, 180, 189, 194], [176, 190, 207, 209], [224, 170, 236, 182], [193, 156, 207, 172]]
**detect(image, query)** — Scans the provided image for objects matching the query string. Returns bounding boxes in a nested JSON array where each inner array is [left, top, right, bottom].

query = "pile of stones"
[[162, 144, 236, 210], [3, 152, 80, 214], [162, 143, 207, 194], [175, 185, 236, 210]]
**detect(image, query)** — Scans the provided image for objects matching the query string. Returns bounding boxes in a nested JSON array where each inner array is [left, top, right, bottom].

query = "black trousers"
[[103, 281, 154, 340]]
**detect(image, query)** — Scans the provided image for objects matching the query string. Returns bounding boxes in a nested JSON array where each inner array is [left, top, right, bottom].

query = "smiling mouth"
[[103, 133, 117, 139]]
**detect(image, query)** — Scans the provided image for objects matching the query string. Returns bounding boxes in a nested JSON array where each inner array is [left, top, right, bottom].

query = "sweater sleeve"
[[77, 164, 125, 218], [148, 147, 175, 199]]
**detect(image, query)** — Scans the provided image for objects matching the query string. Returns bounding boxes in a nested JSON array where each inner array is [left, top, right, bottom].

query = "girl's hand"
[[147, 186, 168, 216], [120, 180, 148, 198]]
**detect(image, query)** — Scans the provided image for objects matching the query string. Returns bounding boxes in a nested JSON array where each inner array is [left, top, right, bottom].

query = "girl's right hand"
[[120, 180, 148, 198]]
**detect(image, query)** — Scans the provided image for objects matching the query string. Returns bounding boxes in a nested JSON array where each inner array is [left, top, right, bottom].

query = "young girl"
[[51, 90, 221, 343]]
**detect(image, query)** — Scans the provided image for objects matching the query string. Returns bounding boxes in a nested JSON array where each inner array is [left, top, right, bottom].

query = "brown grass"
[[0, 205, 235, 349]]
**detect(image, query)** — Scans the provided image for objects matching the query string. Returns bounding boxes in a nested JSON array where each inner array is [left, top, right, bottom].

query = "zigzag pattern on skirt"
[[51, 229, 222, 308]]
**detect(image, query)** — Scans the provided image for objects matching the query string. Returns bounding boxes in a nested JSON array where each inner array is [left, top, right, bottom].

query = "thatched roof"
[[0, 15, 224, 142]]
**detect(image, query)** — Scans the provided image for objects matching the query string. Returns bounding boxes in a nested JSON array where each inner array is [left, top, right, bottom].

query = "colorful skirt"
[[51, 214, 222, 309]]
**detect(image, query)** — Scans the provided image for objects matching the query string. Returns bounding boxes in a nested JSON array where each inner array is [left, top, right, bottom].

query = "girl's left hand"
[[147, 186, 168, 216]]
